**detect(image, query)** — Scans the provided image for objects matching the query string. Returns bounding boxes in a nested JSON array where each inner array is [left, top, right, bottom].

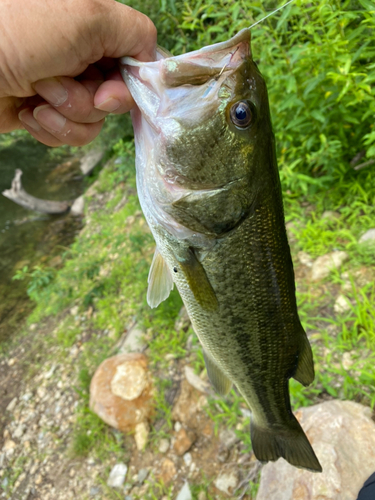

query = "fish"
[[120, 29, 322, 473]]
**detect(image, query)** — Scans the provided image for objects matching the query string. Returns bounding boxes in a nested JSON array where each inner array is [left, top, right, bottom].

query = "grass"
[[2, 132, 375, 498]]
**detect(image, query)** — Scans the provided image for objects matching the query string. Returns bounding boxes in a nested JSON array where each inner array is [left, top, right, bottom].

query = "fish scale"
[[121, 28, 322, 472]]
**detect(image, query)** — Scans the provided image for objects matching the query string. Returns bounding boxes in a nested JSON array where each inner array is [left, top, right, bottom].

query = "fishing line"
[[249, 0, 296, 29]]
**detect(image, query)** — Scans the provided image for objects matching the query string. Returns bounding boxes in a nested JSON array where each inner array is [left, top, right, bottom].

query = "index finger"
[[101, 3, 157, 62]]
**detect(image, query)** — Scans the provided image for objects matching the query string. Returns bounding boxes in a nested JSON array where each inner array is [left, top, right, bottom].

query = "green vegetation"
[[2, 1, 375, 498]]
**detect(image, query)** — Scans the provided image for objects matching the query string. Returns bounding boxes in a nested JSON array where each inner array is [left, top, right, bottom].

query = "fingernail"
[[34, 104, 66, 132], [33, 77, 68, 107], [18, 109, 41, 132], [95, 97, 121, 112]]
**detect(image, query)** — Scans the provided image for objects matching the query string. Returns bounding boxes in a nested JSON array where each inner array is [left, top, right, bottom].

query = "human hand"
[[0, 0, 156, 146]]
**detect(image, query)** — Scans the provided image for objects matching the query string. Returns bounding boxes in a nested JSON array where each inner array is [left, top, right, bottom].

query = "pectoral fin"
[[203, 350, 232, 396], [293, 334, 315, 387], [178, 248, 218, 312], [147, 248, 174, 308]]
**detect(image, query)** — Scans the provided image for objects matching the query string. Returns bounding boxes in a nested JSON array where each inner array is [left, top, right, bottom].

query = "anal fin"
[[203, 350, 232, 396], [293, 333, 315, 387], [147, 247, 174, 308]]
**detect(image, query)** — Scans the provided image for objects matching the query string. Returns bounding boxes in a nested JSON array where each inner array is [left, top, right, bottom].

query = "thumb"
[[100, 2, 157, 62]]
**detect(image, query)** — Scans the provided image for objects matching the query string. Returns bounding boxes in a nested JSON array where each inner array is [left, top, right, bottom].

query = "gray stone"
[[184, 366, 210, 394], [70, 196, 84, 216], [89, 486, 100, 496], [137, 468, 149, 484], [107, 463, 128, 488], [256, 400, 375, 500], [80, 150, 104, 176], [0, 453, 5, 468], [359, 228, 375, 244], [219, 428, 239, 450], [311, 251, 348, 281], [13, 424, 25, 439], [1, 477, 8, 489], [214, 470, 239, 495], [176, 481, 192, 500], [183, 452, 192, 466], [120, 327, 146, 353]]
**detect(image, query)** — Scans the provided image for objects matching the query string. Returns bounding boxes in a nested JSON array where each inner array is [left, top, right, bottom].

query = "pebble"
[[158, 458, 176, 485], [34, 474, 43, 485], [334, 294, 351, 314], [13, 424, 25, 439], [1, 478, 8, 489], [158, 438, 170, 453], [120, 326, 146, 353], [89, 486, 100, 496], [174, 421, 182, 432], [322, 210, 340, 220], [184, 366, 210, 394], [137, 468, 149, 484], [176, 481, 192, 500], [173, 428, 196, 456], [297, 251, 313, 267], [183, 452, 192, 466], [359, 228, 375, 243], [198, 492, 207, 500], [134, 422, 149, 451], [219, 428, 239, 450], [0, 454, 5, 468], [214, 470, 239, 495], [3, 440, 16, 453], [107, 463, 128, 488], [6, 397, 17, 413], [311, 251, 348, 281]]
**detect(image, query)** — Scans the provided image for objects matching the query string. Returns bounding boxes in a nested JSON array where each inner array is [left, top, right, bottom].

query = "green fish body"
[[121, 29, 322, 473]]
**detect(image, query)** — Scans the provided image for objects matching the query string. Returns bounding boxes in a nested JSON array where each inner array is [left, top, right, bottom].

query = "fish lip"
[[119, 28, 250, 68]]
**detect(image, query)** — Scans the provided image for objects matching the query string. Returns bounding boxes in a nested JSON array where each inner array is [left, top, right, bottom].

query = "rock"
[[0, 453, 5, 468], [198, 492, 207, 500], [311, 251, 348, 281], [120, 327, 146, 353], [134, 422, 149, 451], [173, 428, 196, 456], [214, 470, 239, 495], [176, 481, 192, 500], [321, 210, 340, 220], [297, 251, 313, 268], [158, 458, 176, 485], [184, 366, 210, 394], [70, 195, 85, 216], [334, 294, 350, 314], [158, 438, 170, 454], [80, 149, 104, 176], [90, 353, 154, 432], [342, 352, 354, 370], [256, 400, 375, 500], [183, 452, 192, 466], [137, 468, 149, 484], [6, 397, 17, 412], [3, 439, 16, 453], [174, 421, 182, 432], [107, 463, 128, 488], [13, 424, 25, 439], [359, 228, 375, 244], [219, 428, 239, 450]]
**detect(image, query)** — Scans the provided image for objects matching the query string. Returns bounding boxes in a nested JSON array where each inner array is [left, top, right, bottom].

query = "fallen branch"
[[2, 169, 70, 214], [353, 158, 375, 171]]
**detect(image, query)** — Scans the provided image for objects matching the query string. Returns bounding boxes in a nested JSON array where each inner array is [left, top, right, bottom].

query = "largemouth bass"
[[120, 29, 322, 473]]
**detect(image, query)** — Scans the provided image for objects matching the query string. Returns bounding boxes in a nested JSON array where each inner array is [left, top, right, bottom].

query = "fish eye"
[[230, 100, 254, 129]]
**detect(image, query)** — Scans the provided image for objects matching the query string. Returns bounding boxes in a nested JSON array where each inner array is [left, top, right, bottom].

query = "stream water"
[[0, 136, 84, 344]]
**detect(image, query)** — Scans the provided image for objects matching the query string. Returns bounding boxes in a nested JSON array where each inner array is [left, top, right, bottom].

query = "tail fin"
[[250, 416, 322, 472]]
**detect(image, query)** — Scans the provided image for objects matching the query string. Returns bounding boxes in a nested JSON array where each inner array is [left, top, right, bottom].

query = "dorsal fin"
[[203, 350, 232, 396], [147, 248, 174, 308]]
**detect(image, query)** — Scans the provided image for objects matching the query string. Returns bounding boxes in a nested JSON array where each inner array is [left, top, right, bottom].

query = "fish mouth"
[[119, 29, 251, 130]]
